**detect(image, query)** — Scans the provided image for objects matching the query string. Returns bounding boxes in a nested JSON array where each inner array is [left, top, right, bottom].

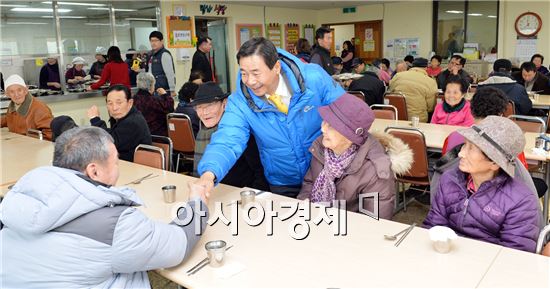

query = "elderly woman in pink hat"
[[297, 93, 413, 220]]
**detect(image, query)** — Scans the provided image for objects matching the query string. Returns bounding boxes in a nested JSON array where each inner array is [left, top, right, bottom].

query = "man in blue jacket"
[[195, 37, 344, 198]]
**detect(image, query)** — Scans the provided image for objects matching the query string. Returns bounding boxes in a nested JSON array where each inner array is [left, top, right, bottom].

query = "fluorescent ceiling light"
[[446, 10, 463, 14], [41, 1, 106, 6], [7, 22, 49, 25], [0, 4, 28, 7], [88, 8, 137, 12], [487, 15, 497, 18], [125, 18, 156, 21], [468, 13, 483, 16], [41, 15, 86, 19], [84, 22, 129, 27], [11, 7, 71, 13]]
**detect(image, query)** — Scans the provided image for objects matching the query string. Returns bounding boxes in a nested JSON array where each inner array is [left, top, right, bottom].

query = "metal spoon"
[[384, 226, 409, 241]]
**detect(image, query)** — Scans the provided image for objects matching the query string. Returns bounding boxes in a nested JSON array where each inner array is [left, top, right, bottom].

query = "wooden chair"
[[507, 115, 546, 133], [134, 144, 165, 170], [348, 90, 366, 102], [385, 126, 429, 212], [152, 135, 173, 172], [26, 129, 43, 140], [536, 224, 550, 256], [167, 113, 195, 172], [370, 104, 398, 120], [384, 92, 408, 121], [503, 101, 515, 117], [467, 83, 477, 94], [508, 115, 547, 173]]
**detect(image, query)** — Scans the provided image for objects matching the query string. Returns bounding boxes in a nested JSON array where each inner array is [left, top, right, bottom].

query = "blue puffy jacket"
[[198, 49, 345, 186]]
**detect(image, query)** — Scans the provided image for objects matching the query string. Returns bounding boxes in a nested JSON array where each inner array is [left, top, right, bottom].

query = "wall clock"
[[515, 12, 542, 37]]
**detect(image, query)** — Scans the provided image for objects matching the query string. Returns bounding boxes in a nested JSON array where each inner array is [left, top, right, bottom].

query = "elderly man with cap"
[[1, 74, 53, 140], [297, 93, 413, 220], [478, 59, 532, 115], [388, 57, 438, 122], [39, 57, 61, 90], [424, 116, 541, 252], [65, 57, 87, 89], [191, 82, 269, 191]]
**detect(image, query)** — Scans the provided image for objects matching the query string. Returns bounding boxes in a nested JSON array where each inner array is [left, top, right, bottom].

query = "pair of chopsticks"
[[122, 173, 158, 186], [395, 223, 416, 247]]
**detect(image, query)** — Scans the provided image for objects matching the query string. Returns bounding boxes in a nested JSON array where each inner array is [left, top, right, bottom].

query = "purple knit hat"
[[318, 93, 375, 145]]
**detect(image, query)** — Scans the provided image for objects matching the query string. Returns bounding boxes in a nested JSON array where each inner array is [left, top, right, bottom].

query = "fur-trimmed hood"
[[370, 131, 414, 175]]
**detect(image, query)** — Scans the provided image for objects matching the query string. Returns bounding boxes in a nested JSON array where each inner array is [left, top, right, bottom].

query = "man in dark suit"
[[191, 36, 214, 82]]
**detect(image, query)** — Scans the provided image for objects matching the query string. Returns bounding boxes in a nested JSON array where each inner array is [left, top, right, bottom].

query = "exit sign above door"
[[343, 7, 356, 13]]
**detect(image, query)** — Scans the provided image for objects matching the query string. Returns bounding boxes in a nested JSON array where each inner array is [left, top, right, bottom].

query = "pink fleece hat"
[[318, 93, 375, 145]]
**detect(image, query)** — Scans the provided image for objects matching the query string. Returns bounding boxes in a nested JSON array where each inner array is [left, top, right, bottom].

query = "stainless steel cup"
[[240, 190, 256, 207], [205, 240, 227, 267], [161, 185, 176, 203]]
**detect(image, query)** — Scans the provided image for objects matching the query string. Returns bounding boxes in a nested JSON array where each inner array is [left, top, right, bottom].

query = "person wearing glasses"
[[191, 82, 269, 191]]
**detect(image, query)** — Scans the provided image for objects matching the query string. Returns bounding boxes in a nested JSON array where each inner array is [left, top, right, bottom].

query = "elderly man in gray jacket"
[[0, 127, 208, 288]]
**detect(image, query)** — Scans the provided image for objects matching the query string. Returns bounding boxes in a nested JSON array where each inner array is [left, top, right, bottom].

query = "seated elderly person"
[[332, 56, 343, 75], [132, 72, 174, 136], [88, 84, 152, 162], [65, 57, 87, 89], [297, 93, 413, 219], [192, 82, 269, 191], [478, 59, 532, 115], [0, 127, 208, 287], [343, 71, 385, 106], [424, 116, 541, 252], [1, 74, 53, 140]]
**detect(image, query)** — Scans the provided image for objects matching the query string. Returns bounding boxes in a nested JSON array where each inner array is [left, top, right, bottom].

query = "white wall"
[[318, 1, 433, 60], [153, 0, 550, 94], [332, 24, 354, 56], [498, 0, 550, 63], [160, 1, 318, 92]]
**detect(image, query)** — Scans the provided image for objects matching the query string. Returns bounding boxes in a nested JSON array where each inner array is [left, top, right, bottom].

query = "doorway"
[[327, 20, 383, 64], [195, 17, 230, 93]]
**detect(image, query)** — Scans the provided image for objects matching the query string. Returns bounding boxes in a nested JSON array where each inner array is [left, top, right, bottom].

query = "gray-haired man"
[[0, 127, 207, 288]]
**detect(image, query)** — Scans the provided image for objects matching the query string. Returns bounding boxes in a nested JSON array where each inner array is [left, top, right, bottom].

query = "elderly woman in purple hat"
[[297, 93, 413, 220], [424, 116, 541, 252]]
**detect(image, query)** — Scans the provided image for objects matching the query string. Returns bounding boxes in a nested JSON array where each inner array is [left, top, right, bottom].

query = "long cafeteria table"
[[1, 128, 549, 288]]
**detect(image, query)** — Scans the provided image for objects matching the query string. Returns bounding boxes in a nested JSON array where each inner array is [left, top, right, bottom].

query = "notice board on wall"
[[266, 23, 282, 48], [303, 24, 315, 45], [285, 23, 300, 54], [166, 16, 195, 48], [236, 24, 263, 49]]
